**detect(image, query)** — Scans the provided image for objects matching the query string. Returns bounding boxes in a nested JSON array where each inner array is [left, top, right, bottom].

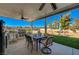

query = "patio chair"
[[40, 36, 54, 54], [25, 34, 28, 42], [25, 34, 33, 53]]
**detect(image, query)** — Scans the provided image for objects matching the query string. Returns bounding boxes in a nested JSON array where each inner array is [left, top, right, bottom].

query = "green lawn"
[[52, 35, 79, 49]]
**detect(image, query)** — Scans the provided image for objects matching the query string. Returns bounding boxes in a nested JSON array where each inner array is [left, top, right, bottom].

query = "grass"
[[52, 35, 79, 49]]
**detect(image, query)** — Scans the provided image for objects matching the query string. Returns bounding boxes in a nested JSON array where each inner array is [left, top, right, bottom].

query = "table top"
[[33, 35, 47, 40], [26, 33, 47, 40]]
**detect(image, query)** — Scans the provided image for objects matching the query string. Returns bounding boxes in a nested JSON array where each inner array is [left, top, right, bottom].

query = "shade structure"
[[0, 3, 73, 21]]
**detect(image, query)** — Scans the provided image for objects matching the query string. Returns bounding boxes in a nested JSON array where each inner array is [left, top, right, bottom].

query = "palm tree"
[[70, 19, 79, 32], [53, 19, 59, 29], [74, 19, 79, 30], [60, 14, 71, 35], [48, 22, 52, 29], [60, 14, 71, 30]]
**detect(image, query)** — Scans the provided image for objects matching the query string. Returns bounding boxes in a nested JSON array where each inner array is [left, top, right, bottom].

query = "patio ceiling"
[[0, 3, 73, 22]]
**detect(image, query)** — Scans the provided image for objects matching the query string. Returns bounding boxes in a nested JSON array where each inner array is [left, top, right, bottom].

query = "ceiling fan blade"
[[39, 3, 46, 11], [51, 3, 57, 10]]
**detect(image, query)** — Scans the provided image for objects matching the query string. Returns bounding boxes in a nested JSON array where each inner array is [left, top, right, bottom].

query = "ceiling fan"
[[39, 3, 57, 11], [20, 9, 29, 20]]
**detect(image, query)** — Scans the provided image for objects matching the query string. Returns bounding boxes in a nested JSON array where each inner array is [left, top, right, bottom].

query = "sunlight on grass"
[[52, 35, 79, 49]]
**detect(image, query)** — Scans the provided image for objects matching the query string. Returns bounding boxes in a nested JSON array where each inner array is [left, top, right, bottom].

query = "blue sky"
[[0, 16, 31, 27], [0, 8, 79, 27]]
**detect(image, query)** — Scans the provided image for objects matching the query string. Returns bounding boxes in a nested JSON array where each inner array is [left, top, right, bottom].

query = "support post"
[[31, 22, 33, 33], [0, 20, 4, 55], [45, 17, 47, 34]]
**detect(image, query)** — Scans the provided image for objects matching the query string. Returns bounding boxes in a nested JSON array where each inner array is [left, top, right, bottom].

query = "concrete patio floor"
[[5, 37, 44, 55], [5, 37, 79, 55]]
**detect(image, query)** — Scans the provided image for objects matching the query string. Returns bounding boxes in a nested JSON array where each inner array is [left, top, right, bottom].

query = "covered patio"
[[0, 3, 79, 55], [4, 36, 79, 55]]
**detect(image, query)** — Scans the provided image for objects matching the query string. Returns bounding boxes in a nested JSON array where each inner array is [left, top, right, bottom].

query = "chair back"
[[25, 34, 28, 38], [46, 36, 53, 46], [25, 34, 30, 42], [27, 36, 33, 43], [25, 34, 28, 40]]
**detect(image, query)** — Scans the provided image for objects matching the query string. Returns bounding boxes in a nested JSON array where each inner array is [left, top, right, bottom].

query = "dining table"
[[26, 33, 47, 52], [33, 34, 47, 52]]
